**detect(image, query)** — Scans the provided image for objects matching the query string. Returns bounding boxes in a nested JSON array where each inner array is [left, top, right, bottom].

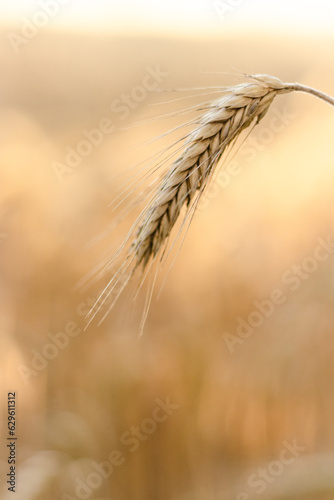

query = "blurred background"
[[1, 1, 334, 498]]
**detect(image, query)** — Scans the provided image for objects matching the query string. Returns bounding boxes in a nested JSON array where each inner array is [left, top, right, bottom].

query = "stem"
[[284, 82, 334, 108]]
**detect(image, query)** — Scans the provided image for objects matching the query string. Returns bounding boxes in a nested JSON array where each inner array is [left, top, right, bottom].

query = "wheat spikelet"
[[131, 74, 291, 268]]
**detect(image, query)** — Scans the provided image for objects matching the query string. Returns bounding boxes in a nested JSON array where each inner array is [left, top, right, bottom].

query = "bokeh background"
[[1, 1, 334, 498]]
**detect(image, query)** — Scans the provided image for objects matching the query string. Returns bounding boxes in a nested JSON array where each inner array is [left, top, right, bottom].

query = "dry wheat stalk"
[[86, 74, 334, 326]]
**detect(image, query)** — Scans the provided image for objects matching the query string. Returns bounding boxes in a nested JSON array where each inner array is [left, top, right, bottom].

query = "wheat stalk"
[[86, 74, 334, 327]]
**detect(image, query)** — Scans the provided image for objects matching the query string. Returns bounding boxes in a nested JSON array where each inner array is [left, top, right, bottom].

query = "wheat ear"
[[84, 74, 334, 327], [131, 75, 334, 269]]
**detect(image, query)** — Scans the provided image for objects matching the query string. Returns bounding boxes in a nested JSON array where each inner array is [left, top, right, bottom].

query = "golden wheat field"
[[1, 26, 334, 500]]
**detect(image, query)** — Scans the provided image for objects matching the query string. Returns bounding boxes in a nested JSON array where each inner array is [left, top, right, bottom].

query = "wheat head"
[[84, 74, 334, 327], [131, 74, 291, 268]]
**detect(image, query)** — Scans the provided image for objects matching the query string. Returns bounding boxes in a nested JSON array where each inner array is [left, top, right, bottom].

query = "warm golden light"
[[1, 2, 334, 499]]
